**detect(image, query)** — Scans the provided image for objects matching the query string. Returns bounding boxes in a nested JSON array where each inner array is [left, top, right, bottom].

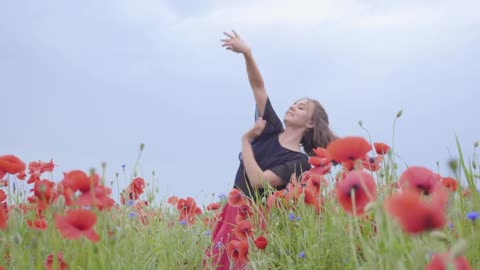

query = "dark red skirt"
[[205, 203, 245, 270]]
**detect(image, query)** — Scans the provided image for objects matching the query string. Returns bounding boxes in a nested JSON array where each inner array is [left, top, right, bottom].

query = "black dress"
[[234, 97, 311, 199]]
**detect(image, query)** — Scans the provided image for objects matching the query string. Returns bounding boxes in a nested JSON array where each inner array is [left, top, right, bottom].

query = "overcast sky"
[[1, 0, 479, 205]]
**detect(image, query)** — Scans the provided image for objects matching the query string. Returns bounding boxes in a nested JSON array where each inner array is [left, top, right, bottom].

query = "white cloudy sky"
[[1, 0, 479, 205]]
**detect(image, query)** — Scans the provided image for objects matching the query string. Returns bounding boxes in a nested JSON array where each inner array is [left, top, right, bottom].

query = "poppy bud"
[[363, 202, 377, 214], [396, 109, 403, 118], [358, 120, 363, 127], [450, 239, 468, 257], [430, 231, 449, 243]]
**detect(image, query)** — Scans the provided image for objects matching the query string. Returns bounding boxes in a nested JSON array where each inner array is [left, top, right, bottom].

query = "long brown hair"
[[301, 98, 337, 156]]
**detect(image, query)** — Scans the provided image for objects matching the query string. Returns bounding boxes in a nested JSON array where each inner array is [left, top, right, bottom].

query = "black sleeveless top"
[[234, 98, 311, 199]]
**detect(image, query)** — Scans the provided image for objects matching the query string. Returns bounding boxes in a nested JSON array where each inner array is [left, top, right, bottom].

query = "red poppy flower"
[[425, 253, 472, 270], [228, 189, 246, 207], [0, 190, 6, 203], [54, 209, 99, 242], [206, 202, 220, 211], [254, 235, 268, 250], [123, 177, 145, 202], [226, 239, 249, 264], [27, 218, 48, 230], [233, 220, 254, 240], [0, 207, 7, 230], [327, 137, 371, 163], [33, 179, 56, 204], [373, 142, 390, 155], [385, 189, 447, 234], [361, 155, 383, 172], [302, 171, 328, 193], [28, 160, 55, 175], [177, 197, 202, 224], [235, 204, 253, 223], [61, 170, 99, 193], [0, 155, 26, 175], [45, 252, 68, 270], [399, 166, 439, 195], [77, 185, 115, 211], [266, 190, 287, 209], [309, 147, 332, 173], [167, 196, 179, 206], [441, 177, 458, 192], [335, 170, 377, 216], [313, 147, 331, 160], [304, 188, 323, 214]]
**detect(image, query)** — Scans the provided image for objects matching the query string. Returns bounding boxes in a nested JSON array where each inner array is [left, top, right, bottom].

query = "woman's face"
[[284, 99, 315, 129]]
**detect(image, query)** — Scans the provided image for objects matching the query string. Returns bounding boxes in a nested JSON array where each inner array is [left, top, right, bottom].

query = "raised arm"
[[222, 30, 268, 116]]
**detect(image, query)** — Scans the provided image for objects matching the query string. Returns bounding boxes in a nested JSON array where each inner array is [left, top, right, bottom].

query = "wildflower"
[[298, 251, 306, 259], [0, 207, 7, 230], [218, 193, 227, 201], [77, 185, 115, 211], [233, 220, 254, 240], [167, 196, 179, 206], [128, 212, 138, 219], [61, 170, 99, 193], [45, 252, 68, 270], [179, 219, 187, 225], [327, 136, 371, 163], [235, 204, 253, 223], [335, 170, 377, 216], [373, 142, 391, 155], [176, 197, 202, 224], [441, 177, 458, 192], [54, 209, 100, 242], [204, 230, 211, 236], [425, 252, 472, 270], [289, 213, 296, 221], [254, 235, 268, 250], [28, 160, 55, 175], [0, 155, 26, 176], [0, 190, 6, 203], [27, 219, 48, 230], [206, 202, 220, 211], [385, 188, 448, 234], [466, 211, 480, 221], [361, 155, 383, 172], [228, 189, 246, 207], [398, 166, 439, 195], [126, 200, 135, 207], [226, 239, 249, 264]]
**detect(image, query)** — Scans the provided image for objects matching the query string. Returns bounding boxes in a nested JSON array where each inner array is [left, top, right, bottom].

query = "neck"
[[278, 126, 305, 152]]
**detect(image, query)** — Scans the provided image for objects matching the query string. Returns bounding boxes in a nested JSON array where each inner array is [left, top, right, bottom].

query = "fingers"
[[232, 29, 239, 37], [223, 32, 234, 38]]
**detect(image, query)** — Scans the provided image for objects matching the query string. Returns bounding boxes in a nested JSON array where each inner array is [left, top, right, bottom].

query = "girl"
[[207, 30, 336, 269]]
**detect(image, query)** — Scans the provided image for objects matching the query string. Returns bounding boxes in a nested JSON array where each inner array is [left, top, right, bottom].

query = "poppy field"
[[0, 135, 479, 269]]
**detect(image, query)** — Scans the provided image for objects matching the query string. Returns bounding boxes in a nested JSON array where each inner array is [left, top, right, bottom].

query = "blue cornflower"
[[126, 200, 135, 207], [122, 164, 126, 170], [466, 211, 480, 221], [204, 230, 211, 236], [289, 213, 296, 221], [180, 219, 188, 225], [215, 241, 223, 248], [218, 193, 227, 200], [298, 251, 306, 259], [128, 212, 138, 219]]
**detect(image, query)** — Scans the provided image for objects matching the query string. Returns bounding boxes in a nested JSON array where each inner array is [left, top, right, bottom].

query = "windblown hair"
[[301, 98, 338, 156]]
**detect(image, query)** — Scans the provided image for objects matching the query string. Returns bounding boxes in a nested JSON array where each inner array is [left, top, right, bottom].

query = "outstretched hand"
[[243, 117, 267, 142], [221, 30, 250, 54]]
